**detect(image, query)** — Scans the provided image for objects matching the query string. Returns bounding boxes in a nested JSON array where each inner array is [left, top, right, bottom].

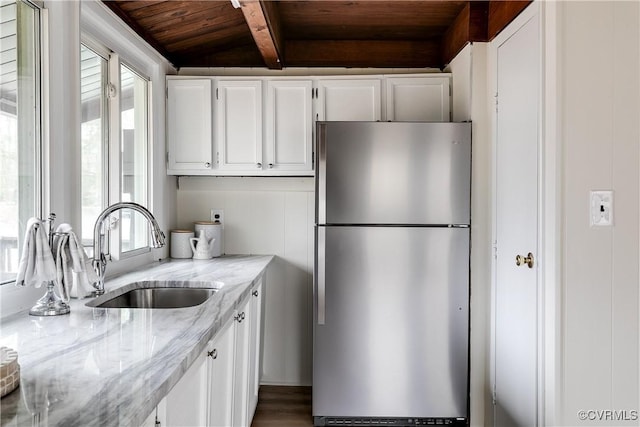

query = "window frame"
[[0, 0, 44, 286], [80, 42, 154, 263], [79, 40, 109, 251], [111, 57, 152, 260], [80, 0, 170, 281]]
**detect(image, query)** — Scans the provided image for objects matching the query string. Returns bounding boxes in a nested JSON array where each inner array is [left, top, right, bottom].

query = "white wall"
[[176, 177, 314, 386], [448, 44, 473, 123], [448, 42, 492, 427], [557, 1, 640, 424]]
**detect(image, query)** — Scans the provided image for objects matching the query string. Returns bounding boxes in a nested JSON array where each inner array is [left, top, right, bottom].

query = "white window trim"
[[80, 0, 173, 277], [0, 0, 48, 316]]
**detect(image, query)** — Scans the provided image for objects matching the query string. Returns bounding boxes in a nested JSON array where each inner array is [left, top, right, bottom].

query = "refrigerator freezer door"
[[317, 122, 471, 226], [313, 226, 469, 418]]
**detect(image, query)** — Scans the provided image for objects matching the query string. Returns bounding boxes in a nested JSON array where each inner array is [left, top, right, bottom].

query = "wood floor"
[[251, 386, 313, 427]]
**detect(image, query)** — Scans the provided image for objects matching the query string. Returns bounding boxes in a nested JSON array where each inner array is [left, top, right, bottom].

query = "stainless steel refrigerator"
[[313, 121, 471, 427]]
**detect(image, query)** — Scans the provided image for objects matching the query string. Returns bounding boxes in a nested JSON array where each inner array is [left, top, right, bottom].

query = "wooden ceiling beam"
[[488, 1, 532, 40], [239, 0, 284, 69], [285, 40, 441, 69], [441, 1, 489, 66]]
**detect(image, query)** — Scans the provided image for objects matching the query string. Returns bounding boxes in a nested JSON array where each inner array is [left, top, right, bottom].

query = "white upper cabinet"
[[265, 80, 313, 173], [385, 76, 451, 122], [216, 80, 263, 172], [167, 78, 213, 174], [316, 79, 382, 121], [166, 73, 451, 176]]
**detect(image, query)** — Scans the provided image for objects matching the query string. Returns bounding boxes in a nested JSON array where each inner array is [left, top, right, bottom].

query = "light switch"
[[590, 190, 613, 226]]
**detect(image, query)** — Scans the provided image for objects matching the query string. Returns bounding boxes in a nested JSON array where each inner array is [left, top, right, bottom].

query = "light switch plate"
[[590, 190, 613, 226]]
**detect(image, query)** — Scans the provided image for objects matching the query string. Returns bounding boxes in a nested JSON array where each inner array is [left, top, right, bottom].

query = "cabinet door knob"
[[207, 349, 218, 359], [256, 162, 262, 168], [268, 163, 273, 169], [252, 290, 259, 297], [204, 162, 211, 168]]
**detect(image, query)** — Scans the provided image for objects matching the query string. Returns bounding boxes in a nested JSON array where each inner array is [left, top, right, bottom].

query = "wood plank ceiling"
[[103, 0, 531, 70]]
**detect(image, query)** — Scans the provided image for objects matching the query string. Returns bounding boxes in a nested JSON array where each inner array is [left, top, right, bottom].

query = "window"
[[80, 44, 107, 246], [0, 0, 41, 284], [119, 64, 149, 253], [79, 43, 151, 259]]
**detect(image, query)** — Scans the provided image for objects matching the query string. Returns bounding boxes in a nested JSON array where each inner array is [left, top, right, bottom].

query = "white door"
[[232, 299, 252, 427], [493, 6, 540, 427], [166, 78, 213, 174], [165, 349, 209, 426], [265, 80, 313, 173], [209, 318, 236, 427], [247, 280, 264, 419], [216, 80, 263, 172]]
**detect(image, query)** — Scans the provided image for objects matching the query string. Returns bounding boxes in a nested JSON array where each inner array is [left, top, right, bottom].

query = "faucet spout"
[[92, 202, 165, 295]]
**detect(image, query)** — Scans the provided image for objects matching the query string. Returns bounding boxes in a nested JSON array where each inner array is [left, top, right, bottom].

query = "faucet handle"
[[150, 227, 166, 248]]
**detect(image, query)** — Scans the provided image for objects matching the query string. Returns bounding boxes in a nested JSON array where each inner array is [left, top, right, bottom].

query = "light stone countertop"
[[0, 255, 273, 427]]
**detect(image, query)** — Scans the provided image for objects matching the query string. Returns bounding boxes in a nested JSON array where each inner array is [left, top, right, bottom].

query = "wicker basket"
[[0, 347, 20, 398]]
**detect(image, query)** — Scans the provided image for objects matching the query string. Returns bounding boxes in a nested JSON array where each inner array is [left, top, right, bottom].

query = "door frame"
[[488, 2, 561, 426]]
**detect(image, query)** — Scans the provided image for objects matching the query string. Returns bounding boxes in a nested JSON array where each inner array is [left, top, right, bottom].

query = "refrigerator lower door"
[[313, 226, 469, 420]]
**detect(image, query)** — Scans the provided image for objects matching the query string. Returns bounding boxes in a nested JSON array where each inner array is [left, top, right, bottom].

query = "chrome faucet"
[[92, 202, 165, 295]]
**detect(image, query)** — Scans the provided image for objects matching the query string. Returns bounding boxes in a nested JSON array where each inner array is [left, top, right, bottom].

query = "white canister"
[[170, 230, 195, 259], [194, 221, 224, 257]]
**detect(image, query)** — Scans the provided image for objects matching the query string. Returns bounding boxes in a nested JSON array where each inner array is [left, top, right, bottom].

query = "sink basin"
[[87, 287, 218, 309]]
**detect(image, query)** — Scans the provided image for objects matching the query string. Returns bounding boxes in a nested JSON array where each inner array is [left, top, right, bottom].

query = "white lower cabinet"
[[232, 297, 251, 427], [143, 279, 264, 427], [232, 277, 264, 426], [247, 280, 263, 418], [209, 317, 236, 427], [165, 346, 209, 426]]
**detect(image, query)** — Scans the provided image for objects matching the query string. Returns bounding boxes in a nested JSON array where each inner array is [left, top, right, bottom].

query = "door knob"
[[515, 252, 534, 268]]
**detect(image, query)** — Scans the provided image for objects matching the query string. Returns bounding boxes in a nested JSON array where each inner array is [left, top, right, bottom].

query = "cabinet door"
[[216, 80, 263, 172], [167, 79, 213, 174], [209, 317, 236, 427], [316, 79, 381, 121], [232, 298, 252, 427], [165, 350, 209, 426], [265, 80, 313, 173], [247, 279, 264, 420], [385, 76, 450, 122]]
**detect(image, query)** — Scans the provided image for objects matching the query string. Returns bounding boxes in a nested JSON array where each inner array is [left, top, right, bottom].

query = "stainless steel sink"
[[87, 287, 218, 309]]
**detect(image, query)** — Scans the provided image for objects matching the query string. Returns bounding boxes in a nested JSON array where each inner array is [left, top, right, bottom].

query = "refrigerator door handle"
[[317, 226, 326, 325], [317, 123, 327, 224]]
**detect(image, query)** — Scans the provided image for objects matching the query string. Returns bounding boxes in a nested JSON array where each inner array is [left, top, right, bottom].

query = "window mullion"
[[107, 53, 121, 261]]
